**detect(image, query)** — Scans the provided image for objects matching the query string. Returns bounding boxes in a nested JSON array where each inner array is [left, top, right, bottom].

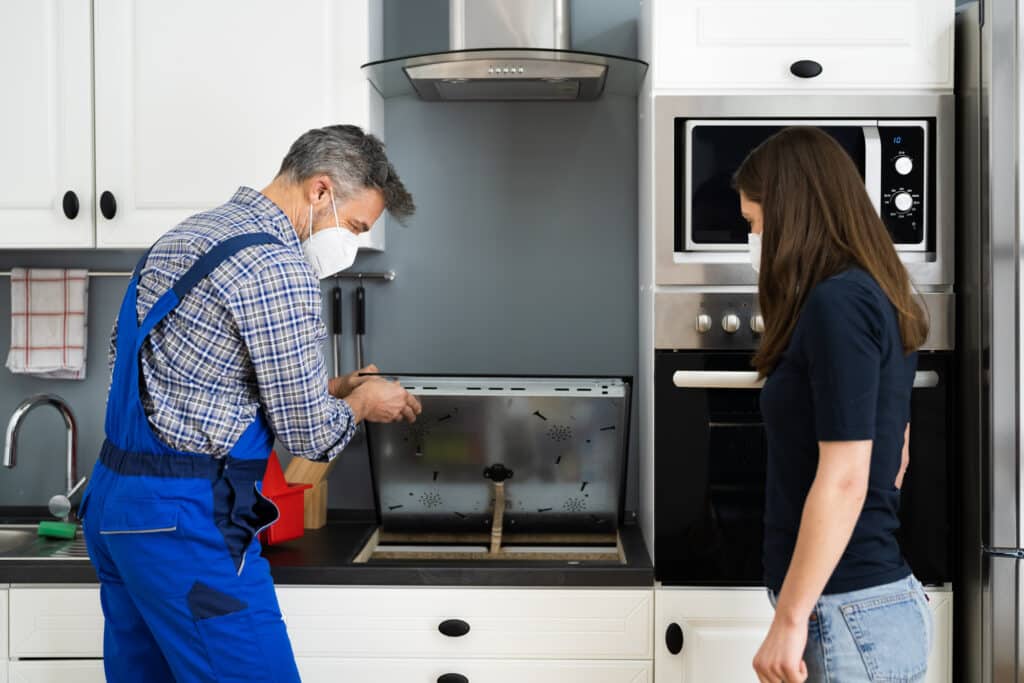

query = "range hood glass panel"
[[363, 48, 647, 101]]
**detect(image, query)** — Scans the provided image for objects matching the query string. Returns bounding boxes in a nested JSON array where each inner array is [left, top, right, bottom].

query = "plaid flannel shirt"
[[108, 187, 355, 461]]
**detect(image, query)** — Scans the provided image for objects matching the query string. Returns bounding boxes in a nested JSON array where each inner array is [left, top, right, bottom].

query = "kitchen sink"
[[0, 523, 89, 560]]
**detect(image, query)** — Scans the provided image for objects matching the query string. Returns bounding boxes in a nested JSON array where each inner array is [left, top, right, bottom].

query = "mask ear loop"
[[306, 203, 315, 241], [329, 189, 342, 230]]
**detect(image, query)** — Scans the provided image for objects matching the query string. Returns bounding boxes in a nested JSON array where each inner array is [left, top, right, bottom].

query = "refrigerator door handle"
[[983, 546, 1024, 559]]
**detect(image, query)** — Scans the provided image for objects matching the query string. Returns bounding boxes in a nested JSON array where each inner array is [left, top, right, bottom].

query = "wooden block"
[[284, 456, 336, 486], [302, 480, 328, 529]]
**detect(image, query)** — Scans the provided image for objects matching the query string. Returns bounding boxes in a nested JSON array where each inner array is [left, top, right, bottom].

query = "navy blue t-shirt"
[[760, 268, 916, 594]]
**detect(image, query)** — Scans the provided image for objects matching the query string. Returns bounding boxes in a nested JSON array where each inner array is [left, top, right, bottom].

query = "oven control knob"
[[894, 155, 914, 176], [722, 313, 741, 334], [893, 191, 914, 212], [751, 314, 765, 334], [695, 314, 712, 334]]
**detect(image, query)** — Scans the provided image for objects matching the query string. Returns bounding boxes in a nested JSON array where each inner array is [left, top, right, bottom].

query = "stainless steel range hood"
[[362, 0, 647, 101]]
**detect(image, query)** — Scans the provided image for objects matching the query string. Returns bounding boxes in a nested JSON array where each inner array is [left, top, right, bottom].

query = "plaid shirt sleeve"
[[227, 256, 356, 462]]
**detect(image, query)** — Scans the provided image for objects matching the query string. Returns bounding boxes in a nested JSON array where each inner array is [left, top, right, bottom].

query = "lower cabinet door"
[[655, 588, 773, 683], [925, 588, 953, 683], [654, 587, 953, 683], [9, 661, 105, 683], [296, 658, 652, 683]]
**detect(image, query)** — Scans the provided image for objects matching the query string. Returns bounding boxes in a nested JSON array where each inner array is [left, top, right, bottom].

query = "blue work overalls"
[[81, 234, 302, 683]]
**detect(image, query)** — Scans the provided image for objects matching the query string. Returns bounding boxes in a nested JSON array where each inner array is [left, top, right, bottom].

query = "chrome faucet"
[[3, 395, 87, 521]]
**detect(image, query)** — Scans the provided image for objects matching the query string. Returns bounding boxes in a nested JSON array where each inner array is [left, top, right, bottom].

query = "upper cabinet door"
[[0, 0, 94, 248], [647, 0, 954, 91], [94, 0, 382, 249]]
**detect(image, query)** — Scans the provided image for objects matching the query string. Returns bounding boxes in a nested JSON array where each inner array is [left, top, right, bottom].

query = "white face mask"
[[300, 191, 360, 279], [748, 232, 762, 274]]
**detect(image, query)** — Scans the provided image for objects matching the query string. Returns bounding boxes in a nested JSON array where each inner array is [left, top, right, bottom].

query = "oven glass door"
[[683, 120, 872, 251], [654, 350, 952, 586]]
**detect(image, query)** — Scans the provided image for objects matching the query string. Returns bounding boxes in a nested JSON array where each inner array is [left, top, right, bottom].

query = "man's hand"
[[753, 617, 809, 683], [329, 364, 380, 399], [345, 377, 422, 424]]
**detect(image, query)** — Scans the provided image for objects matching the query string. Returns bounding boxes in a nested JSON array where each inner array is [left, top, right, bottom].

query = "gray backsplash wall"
[[0, 0, 641, 514]]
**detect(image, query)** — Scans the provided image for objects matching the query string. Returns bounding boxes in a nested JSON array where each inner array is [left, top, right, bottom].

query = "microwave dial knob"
[[893, 192, 914, 212], [751, 314, 765, 334], [894, 155, 914, 176], [695, 314, 712, 334], [722, 313, 741, 334]]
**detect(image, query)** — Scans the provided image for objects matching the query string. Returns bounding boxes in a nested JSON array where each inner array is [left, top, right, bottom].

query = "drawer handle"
[[100, 190, 117, 220], [790, 59, 823, 78], [439, 619, 471, 637], [62, 191, 80, 220], [438, 675, 468, 683], [666, 622, 684, 655]]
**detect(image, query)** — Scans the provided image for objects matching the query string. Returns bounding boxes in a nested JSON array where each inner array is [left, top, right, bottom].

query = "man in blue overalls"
[[80, 125, 421, 682]]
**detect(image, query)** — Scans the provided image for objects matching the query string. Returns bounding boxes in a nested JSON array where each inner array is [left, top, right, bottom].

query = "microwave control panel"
[[879, 122, 928, 250]]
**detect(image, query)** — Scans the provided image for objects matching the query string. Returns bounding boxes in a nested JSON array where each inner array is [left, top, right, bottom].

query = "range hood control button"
[[696, 314, 712, 334], [751, 314, 765, 335], [722, 313, 741, 334]]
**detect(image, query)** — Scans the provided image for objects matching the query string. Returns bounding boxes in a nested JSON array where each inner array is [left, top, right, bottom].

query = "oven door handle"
[[671, 370, 940, 390]]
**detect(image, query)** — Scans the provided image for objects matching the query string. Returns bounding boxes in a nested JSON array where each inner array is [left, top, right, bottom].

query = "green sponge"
[[37, 520, 77, 539]]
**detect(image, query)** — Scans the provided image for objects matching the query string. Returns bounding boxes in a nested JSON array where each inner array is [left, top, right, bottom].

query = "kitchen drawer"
[[296, 658, 651, 683], [278, 587, 653, 660], [8, 661, 105, 683], [9, 587, 103, 659]]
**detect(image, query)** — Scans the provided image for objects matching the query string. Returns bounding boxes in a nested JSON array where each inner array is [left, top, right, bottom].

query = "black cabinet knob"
[[790, 60, 823, 78], [666, 622, 684, 655], [62, 191, 79, 220], [100, 191, 117, 220], [438, 619, 471, 637], [438, 675, 468, 683]]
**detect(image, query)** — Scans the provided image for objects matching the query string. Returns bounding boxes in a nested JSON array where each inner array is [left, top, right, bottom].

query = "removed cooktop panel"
[[367, 376, 630, 535]]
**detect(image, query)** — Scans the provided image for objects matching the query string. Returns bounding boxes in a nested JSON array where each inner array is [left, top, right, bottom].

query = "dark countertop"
[[0, 510, 654, 587]]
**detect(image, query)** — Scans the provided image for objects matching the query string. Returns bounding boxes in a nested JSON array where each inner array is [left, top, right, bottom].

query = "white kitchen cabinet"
[[654, 586, 953, 683], [0, 588, 8, 661], [654, 588, 773, 683], [8, 661, 104, 683], [297, 658, 652, 683], [8, 587, 103, 659], [643, 0, 954, 92], [926, 588, 953, 683], [93, 0, 384, 250], [278, 586, 654, 661], [0, 0, 94, 248]]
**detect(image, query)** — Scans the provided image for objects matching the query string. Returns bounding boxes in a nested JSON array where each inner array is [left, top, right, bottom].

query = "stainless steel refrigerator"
[[958, 1, 1024, 679]]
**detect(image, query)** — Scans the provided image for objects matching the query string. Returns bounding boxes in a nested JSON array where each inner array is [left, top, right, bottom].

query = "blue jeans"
[[768, 575, 932, 682]]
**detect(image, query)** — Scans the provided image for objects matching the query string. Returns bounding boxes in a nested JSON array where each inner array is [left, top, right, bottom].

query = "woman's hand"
[[329, 364, 379, 399], [753, 617, 808, 683]]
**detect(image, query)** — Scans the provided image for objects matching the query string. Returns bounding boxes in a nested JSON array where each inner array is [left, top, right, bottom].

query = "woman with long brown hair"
[[735, 127, 932, 683]]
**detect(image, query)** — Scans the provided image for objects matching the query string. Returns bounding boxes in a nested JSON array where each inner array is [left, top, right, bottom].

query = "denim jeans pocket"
[[840, 590, 929, 682]]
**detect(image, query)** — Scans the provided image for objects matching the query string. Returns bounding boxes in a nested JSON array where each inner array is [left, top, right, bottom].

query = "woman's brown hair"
[[733, 126, 928, 376]]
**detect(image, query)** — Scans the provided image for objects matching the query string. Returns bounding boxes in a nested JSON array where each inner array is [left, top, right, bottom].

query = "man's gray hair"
[[278, 125, 415, 223]]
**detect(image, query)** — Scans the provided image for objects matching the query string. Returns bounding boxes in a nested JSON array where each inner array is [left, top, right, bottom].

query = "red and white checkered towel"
[[5, 268, 89, 380]]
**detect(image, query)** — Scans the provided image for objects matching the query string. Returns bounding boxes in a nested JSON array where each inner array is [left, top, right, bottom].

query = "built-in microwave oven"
[[679, 119, 932, 252], [646, 94, 954, 288]]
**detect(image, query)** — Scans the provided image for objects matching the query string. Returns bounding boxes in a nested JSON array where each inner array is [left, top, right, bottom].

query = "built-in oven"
[[651, 291, 955, 587], [649, 94, 954, 288], [682, 119, 930, 253]]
